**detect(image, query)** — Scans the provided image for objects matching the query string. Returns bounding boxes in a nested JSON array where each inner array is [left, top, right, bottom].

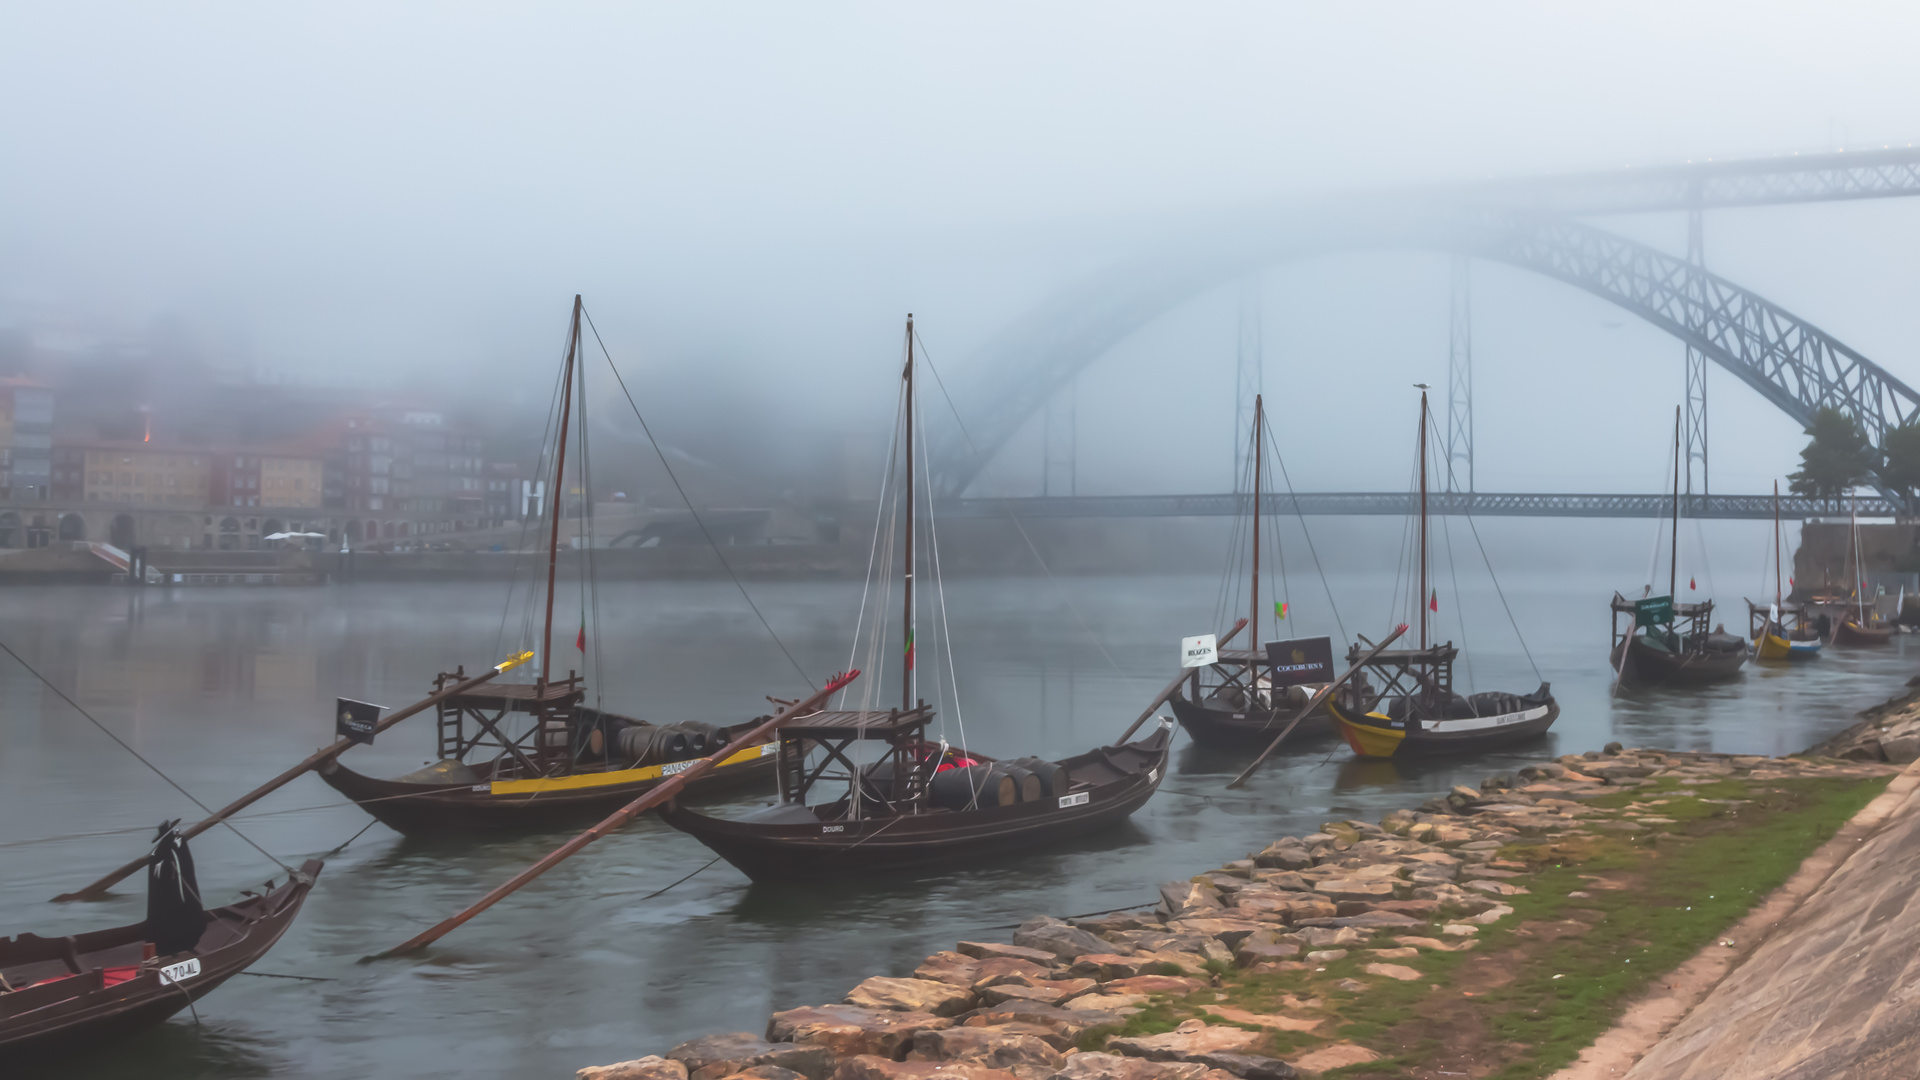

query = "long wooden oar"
[[1228, 623, 1408, 790], [1114, 618, 1248, 745], [54, 650, 535, 902], [378, 668, 861, 958]]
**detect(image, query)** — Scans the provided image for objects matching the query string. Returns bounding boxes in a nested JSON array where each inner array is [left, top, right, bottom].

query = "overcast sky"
[[5, 3, 1920, 498]]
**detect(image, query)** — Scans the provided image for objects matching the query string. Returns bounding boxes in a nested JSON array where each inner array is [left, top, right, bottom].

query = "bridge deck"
[[937, 492, 1898, 520]]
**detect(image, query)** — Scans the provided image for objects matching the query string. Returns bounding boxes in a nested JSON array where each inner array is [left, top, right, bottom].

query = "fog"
[[5, 3, 1920, 506]]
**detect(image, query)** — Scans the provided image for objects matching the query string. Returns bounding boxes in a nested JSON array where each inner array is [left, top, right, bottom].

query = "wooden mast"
[[1251, 394, 1262, 657], [902, 315, 915, 714], [1670, 405, 1680, 605], [1774, 479, 1783, 609], [1419, 388, 1430, 652], [543, 295, 582, 690]]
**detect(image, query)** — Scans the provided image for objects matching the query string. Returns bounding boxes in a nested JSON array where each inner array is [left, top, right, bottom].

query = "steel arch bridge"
[[927, 146, 1920, 500]]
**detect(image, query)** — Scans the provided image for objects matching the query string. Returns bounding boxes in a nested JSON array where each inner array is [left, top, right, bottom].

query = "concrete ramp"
[[1625, 763, 1920, 1080]]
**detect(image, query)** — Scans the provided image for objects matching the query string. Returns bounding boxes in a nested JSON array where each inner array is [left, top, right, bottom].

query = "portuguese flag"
[[905, 628, 915, 671], [575, 613, 586, 652]]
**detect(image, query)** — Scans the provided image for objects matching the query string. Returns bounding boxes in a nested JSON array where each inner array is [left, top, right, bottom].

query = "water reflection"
[[1, 574, 1913, 1080]]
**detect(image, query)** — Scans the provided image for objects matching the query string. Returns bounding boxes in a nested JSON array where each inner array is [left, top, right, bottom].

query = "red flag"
[[1429, 590, 1438, 612], [1689, 577, 1696, 591], [575, 614, 586, 652]]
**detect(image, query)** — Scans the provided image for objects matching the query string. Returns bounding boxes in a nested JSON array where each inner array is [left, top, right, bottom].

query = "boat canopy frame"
[[774, 704, 937, 817], [434, 667, 586, 778], [1610, 593, 1716, 653], [1340, 643, 1459, 722]]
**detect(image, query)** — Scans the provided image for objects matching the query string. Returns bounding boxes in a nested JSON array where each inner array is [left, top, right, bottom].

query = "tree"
[[1881, 419, 1920, 507], [1787, 407, 1877, 497]]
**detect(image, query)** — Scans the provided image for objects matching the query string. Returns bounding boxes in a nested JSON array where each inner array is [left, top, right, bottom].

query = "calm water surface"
[[2, 571, 1913, 1079]]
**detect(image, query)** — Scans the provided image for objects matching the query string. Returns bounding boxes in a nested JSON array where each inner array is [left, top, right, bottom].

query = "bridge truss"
[[929, 147, 1920, 503]]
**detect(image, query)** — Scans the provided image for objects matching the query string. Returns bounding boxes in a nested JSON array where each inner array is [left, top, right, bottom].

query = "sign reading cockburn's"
[[1263, 636, 1334, 686]]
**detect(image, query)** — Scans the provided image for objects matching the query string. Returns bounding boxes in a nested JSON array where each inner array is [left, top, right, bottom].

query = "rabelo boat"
[[317, 297, 778, 834], [1327, 387, 1558, 758], [2, 826, 320, 1058], [659, 316, 1171, 880]]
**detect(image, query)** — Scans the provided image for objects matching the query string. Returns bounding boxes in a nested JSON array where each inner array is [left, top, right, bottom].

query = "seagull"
[[1413, 382, 1430, 390]]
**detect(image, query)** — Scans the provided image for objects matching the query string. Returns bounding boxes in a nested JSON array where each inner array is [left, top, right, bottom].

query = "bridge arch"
[[929, 212, 1920, 500]]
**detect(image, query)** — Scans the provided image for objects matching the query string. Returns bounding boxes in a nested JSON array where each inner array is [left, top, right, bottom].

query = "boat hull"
[[657, 730, 1171, 882], [1753, 633, 1822, 661], [1832, 619, 1894, 646], [1167, 694, 1320, 752], [1, 861, 320, 1058], [1611, 635, 1748, 686], [1328, 694, 1558, 759], [316, 746, 778, 835]]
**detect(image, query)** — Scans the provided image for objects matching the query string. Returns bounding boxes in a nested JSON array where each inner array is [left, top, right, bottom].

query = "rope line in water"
[[0, 637, 291, 874], [639, 856, 723, 900]]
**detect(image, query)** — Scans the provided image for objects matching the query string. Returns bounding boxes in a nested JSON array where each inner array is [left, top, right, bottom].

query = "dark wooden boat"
[[1605, 409, 1747, 688], [659, 707, 1172, 882], [1168, 393, 1333, 753], [1168, 669, 1327, 752], [319, 298, 779, 834], [2, 830, 320, 1059], [1833, 617, 1895, 646], [1609, 594, 1748, 686], [315, 679, 778, 835], [1330, 388, 1557, 759], [1827, 499, 1894, 646], [660, 316, 1170, 880]]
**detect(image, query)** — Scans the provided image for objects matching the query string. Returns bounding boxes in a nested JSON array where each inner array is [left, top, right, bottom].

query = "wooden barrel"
[[995, 764, 1043, 803], [1003, 756, 1069, 799], [930, 764, 1015, 809]]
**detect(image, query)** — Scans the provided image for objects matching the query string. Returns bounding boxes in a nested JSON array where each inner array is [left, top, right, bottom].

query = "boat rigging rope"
[[1263, 420, 1348, 645], [839, 379, 901, 713], [582, 307, 816, 691], [0, 637, 291, 874], [918, 378, 972, 757], [493, 319, 572, 672], [912, 332, 1146, 699]]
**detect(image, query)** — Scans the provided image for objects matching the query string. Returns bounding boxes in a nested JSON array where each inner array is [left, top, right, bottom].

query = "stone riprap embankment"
[[1808, 684, 1920, 763], [579, 748, 1895, 1080]]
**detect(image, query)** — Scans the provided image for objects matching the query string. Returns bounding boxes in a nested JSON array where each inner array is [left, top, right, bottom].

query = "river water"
[[2, 569, 1913, 1079]]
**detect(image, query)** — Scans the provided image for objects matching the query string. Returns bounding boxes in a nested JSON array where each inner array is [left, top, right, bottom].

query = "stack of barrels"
[[929, 755, 1070, 811], [610, 720, 731, 765]]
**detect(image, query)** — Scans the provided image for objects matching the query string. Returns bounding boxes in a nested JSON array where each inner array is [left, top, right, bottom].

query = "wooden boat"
[[1328, 387, 1557, 759], [1749, 481, 1822, 662], [317, 297, 778, 834], [2, 828, 320, 1058], [659, 316, 1170, 880], [1169, 394, 1335, 752], [659, 707, 1172, 882], [1605, 410, 1745, 686], [1609, 595, 1748, 685], [1829, 499, 1894, 646]]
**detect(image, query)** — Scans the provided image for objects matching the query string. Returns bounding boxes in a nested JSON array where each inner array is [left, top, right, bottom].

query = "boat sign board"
[[335, 698, 384, 745], [1635, 596, 1674, 628], [158, 957, 200, 986], [1180, 634, 1218, 668], [1264, 637, 1334, 686]]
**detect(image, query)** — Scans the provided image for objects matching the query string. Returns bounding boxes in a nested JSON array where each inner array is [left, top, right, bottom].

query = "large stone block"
[[848, 977, 979, 1017], [769, 1005, 956, 1061], [582, 1057, 692, 1080], [908, 1027, 1066, 1069]]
